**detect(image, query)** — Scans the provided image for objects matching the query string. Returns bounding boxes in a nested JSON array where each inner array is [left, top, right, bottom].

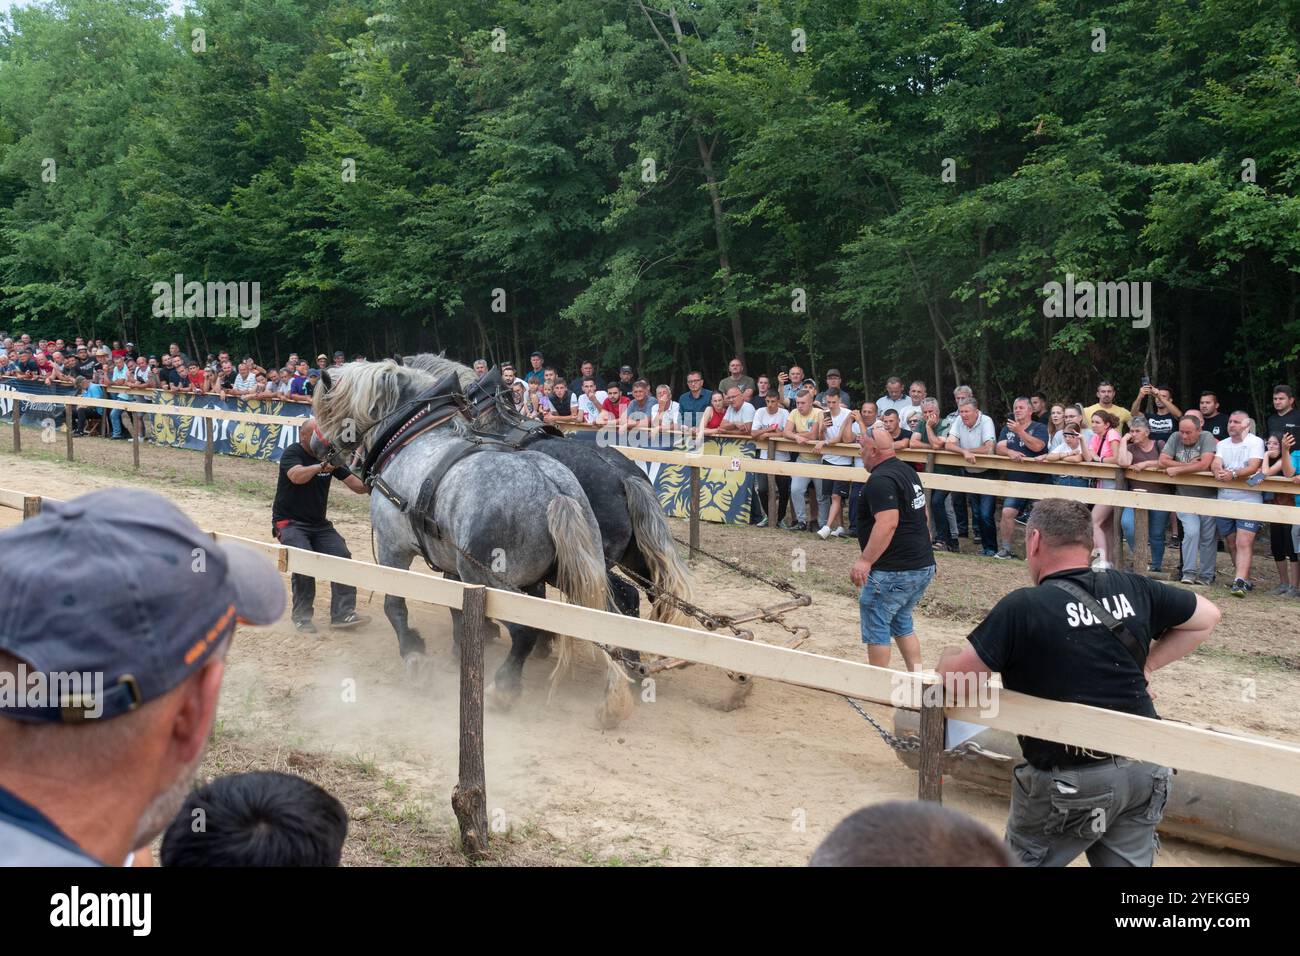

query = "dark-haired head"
[[160, 771, 348, 867], [810, 801, 1015, 867]]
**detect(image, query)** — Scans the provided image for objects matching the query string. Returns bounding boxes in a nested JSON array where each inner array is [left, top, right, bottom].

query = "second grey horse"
[[312, 359, 633, 723]]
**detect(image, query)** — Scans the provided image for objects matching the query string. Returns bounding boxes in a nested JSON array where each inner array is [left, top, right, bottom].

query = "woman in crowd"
[[1046, 403, 1065, 440], [698, 389, 727, 439], [1116, 415, 1168, 573], [1085, 409, 1123, 567]]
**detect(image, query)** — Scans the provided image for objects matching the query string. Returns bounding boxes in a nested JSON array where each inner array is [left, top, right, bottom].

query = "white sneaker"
[[817, 525, 832, 540], [831, 527, 847, 538]]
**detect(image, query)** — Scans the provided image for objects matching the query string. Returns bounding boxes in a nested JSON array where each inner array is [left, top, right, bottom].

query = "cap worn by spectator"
[[620, 365, 634, 374], [333, 351, 345, 359], [0, 488, 285, 723]]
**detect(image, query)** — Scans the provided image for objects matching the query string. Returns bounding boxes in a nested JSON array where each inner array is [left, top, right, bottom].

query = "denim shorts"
[[1051, 475, 1091, 488], [1216, 517, 1261, 536], [859, 566, 936, 645]]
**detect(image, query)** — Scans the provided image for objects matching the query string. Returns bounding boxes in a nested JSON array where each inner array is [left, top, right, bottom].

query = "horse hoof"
[[488, 681, 520, 711], [532, 634, 554, 660], [403, 652, 435, 689], [597, 670, 635, 728]]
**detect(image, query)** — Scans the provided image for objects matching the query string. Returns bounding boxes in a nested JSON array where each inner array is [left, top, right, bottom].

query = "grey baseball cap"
[[0, 488, 285, 722]]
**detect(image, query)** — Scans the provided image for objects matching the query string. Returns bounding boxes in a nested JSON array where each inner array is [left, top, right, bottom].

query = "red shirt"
[[189, 369, 206, 388], [602, 396, 629, 417], [704, 407, 726, 430]]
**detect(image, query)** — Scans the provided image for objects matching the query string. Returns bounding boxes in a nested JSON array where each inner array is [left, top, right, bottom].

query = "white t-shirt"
[[723, 403, 755, 428], [876, 395, 912, 420], [650, 401, 680, 428], [1216, 434, 1266, 502], [751, 406, 789, 460], [577, 391, 607, 424], [233, 371, 257, 392], [821, 408, 853, 465], [951, 413, 996, 473]]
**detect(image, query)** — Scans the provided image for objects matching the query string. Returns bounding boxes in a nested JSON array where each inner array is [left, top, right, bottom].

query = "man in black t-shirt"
[[936, 499, 1220, 867], [1267, 384, 1299, 448], [1196, 391, 1229, 442], [273, 420, 371, 633], [850, 425, 935, 670]]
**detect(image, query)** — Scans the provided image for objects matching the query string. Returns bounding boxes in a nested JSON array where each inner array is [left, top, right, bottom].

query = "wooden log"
[[65, 416, 74, 462], [1133, 489, 1151, 573], [22, 495, 41, 520], [204, 429, 215, 485], [766, 437, 778, 522], [1111, 468, 1127, 568], [688, 465, 700, 557], [451, 584, 490, 860], [918, 683, 946, 803]]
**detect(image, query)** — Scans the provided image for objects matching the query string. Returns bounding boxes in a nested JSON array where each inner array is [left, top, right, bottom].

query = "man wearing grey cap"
[[0, 488, 286, 866]]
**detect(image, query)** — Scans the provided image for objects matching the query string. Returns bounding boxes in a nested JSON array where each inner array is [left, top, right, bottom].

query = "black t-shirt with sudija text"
[[856, 456, 934, 571], [967, 568, 1197, 770], [273, 442, 353, 525]]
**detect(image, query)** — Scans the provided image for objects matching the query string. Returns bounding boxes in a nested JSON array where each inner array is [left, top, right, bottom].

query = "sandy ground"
[[0, 429, 1291, 866]]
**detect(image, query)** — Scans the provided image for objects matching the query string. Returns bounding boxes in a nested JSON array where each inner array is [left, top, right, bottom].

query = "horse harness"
[[357, 368, 561, 574]]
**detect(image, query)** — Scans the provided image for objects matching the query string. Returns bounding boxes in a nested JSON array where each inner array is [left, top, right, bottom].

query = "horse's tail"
[[622, 476, 694, 624], [545, 495, 618, 703]]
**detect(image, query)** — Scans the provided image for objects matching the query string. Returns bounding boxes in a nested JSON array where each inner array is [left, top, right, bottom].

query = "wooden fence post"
[[22, 495, 41, 521], [11, 411, 20, 455], [918, 677, 946, 803], [65, 417, 74, 462], [688, 465, 700, 558], [131, 413, 141, 470], [204, 429, 215, 485], [451, 584, 490, 860], [1111, 468, 1127, 568], [766, 438, 778, 524], [1133, 489, 1151, 574]]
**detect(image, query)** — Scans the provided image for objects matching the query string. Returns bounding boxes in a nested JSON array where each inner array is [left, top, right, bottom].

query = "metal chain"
[[840, 696, 1003, 761], [669, 532, 808, 600]]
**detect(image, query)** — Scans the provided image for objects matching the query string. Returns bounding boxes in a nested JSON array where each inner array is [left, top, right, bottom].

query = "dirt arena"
[[2, 429, 1295, 866]]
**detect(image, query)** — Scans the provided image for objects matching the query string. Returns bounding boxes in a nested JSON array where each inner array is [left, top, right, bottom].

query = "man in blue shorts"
[[850, 425, 935, 670]]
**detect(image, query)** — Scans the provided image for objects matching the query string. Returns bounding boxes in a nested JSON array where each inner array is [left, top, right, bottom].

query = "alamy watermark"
[[1042, 272, 1151, 328], [0, 663, 105, 719], [151, 273, 261, 329]]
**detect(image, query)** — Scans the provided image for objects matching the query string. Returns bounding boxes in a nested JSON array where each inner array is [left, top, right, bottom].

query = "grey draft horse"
[[312, 359, 634, 723], [403, 353, 694, 631]]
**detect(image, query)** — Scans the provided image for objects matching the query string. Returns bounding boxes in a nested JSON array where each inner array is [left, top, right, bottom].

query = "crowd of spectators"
[[5, 333, 1299, 596], [492, 352, 1299, 598]]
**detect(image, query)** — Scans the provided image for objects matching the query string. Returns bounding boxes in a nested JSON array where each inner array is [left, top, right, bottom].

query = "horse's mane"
[[403, 351, 508, 429], [311, 359, 438, 446], [402, 352, 478, 391]]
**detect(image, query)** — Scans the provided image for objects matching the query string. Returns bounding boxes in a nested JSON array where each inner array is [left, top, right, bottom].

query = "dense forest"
[[1, 0, 1298, 415]]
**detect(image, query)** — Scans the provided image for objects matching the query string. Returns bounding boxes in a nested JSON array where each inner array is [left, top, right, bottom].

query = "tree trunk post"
[[689, 465, 701, 558], [451, 584, 490, 860], [1133, 489, 1151, 574], [12, 408, 20, 455], [918, 677, 946, 803], [766, 438, 778, 524], [1111, 468, 1126, 568], [131, 413, 141, 470], [22, 495, 41, 520], [65, 414, 74, 461], [204, 428, 215, 485]]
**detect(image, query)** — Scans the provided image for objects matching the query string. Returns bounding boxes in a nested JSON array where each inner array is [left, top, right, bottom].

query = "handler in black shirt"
[[273, 420, 371, 633], [937, 498, 1220, 867], [850, 424, 935, 670]]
